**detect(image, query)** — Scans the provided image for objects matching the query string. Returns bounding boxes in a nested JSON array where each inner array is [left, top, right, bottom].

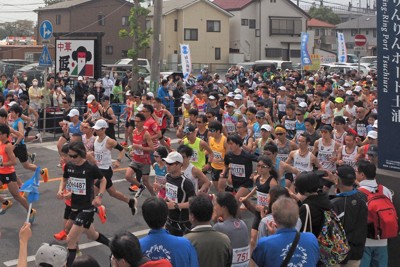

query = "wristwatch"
[[174, 202, 179, 210], [97, 193, 103, 198]]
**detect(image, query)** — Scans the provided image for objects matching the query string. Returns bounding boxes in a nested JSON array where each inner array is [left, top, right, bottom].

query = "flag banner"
[[180, 44, 192, 80], [19, 167, 41, 203], [300, 32, 312, 66], [337, 32, 347, 63]]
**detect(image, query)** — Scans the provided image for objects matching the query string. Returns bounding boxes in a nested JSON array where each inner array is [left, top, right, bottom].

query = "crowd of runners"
[[0, 64, 390, 267]]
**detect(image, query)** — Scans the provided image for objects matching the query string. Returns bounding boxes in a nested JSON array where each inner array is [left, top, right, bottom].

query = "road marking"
[[3, 228, 150, 266]]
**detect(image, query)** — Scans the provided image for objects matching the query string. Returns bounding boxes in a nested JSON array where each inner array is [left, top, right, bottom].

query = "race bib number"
[[70, 177, 86, 195], [232, 246, 250, 266], [165, 183, 178, 203], [213, 151, 223, 161], [191, 150, 198, 163], [94, 152, 103, 162], [276, 154, 288, 163], [231, 163, 245, 178], [155, 175, 166, 185], [226, 122, 236, 133], [133, 149, 144, 156], [278, 103, 286, 112], [0, 155, 3, 168], [257, 191, 269, 206]]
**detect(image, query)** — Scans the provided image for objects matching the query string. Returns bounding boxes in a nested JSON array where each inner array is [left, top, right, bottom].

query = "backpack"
[[359, 185, 398, 239], [303, 204, 350, 266]]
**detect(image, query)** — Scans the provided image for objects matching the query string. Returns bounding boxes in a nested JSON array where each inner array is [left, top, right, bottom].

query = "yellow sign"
[[304, 54, 320, 71]]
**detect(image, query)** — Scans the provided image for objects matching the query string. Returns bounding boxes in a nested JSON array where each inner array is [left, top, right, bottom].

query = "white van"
[[254, 60, 293, 72]]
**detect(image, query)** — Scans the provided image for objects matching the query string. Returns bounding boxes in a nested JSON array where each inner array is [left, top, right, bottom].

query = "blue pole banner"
[[300, 32, 312, 66], [378, 0, 400, 171]]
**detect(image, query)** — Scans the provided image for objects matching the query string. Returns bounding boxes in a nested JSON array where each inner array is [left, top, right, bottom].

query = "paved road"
[[0, 132, 254, 267]]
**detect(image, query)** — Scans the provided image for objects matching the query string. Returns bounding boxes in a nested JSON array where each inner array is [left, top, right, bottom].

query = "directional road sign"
[[39, 46, 52, 66], [39, 20, 53, 40], [354, 34, 367, 46]]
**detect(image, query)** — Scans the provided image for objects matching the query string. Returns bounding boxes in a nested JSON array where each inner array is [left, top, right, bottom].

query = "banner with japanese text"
[[300, 32, 312, 66], [378, 0, 400, 171], [337, 32, 347, 63], [180, 44, 192, 80], [56, 40, 95, 78]]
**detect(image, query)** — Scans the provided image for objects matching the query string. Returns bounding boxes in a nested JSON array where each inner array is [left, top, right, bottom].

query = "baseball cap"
[[35, 243, 68, 267], [256, 110, 266, 118], [126, 91, 132, 96], [163, 151, 183, 164], [345, 90, 353, 96], [208, 95, 216, 100], [367, 130, 378, 139], [183, 98, 192, 105], [93, 119, 108, 130], [234, 94, 243, 100], [234, 88, 242, 94], [183, 125, 196, 134], [335, 97, 344, 103], [7, 101, 17, 107], [86, 94, 95, 104], [337, 165, 356, 182], [226, 101, 236, 108], [308, 77, 314, 81], [261, 124, 272, 131], [367, 144, 378, 155], [278, 86, 286, 91], [67, 109, 79, 117], [298, 102, 307, 108], [338, 86, 345, 91], [373, 120, 378, 129], [217, 79, 224, 84], [137, 104, 144, 112], [320, 125, 333, 132], [343, 83, 351, 88], [147, 92, 154, 98], [78, 76, 83, 81], [354, 86, 362, 92], [227, 92, 235, 98]]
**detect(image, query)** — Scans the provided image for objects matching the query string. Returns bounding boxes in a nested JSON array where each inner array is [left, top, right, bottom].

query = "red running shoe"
[[54, 229, 67, 241], [97, 205, 107, 224]]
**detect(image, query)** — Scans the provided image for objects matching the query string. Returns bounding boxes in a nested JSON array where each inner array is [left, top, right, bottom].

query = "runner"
[[84, 94, 103, 122], [208, 121, 228, 191], [337, 133, 358, 169], [100, 95, 117, 140], [273, 126, 298, 163], [152, 147, 169, 199], [222, 101, 240, 136], [312, 125, 341, 173]]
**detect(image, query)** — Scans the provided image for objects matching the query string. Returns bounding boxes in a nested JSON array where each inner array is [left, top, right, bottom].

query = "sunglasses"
[[256, 116, 263, 119], [256, 164, 269, 168], [276, 133, 285, 136], [196, 121, 203, 123], [68, 154, 79, 158], [295, 113, 302, 116], [166, 162, 178, 166], [62, 102, 68, 104], [209, 129, 216, 132]]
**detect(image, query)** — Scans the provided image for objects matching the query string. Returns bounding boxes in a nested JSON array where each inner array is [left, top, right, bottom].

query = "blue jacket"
[[140, 229, 199, 267], [252, 228, 320, 267]]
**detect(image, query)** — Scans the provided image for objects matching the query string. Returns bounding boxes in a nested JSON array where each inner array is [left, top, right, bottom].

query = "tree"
[[308, 6, 341, 25], [0, 20, 35, 39], [119, 0, 152, 92], [44, 0, 64, 6]]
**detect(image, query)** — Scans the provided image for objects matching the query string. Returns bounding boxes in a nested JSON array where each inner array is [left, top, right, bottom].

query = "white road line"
[[3, 229, 150, 266]]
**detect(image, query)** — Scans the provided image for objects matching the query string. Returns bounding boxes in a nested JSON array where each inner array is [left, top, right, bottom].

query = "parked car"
[[0, 59, 31, 79], [145, 71, 184, 86], [103, 58, 151, 74]]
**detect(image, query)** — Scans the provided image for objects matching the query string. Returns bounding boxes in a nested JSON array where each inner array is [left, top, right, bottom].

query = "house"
[[336, 15, 377, 56], [35, 0, 135, 64], [147, 0, 232, 72], [307, 18, 336, 51], [213, 0, 310, 63]]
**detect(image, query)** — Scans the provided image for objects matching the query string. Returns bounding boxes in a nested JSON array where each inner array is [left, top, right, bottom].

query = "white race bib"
[[70, 177, 87, 195], [226, 122, 236, 133], [94, 152, 103, 162], [213, 151, 223, 161], [191, 150, 198, 163], [232, 245, 250, 267], [231, 163, 245, 178], [165, 183, 178, 203], [257, 191, 269, 207]]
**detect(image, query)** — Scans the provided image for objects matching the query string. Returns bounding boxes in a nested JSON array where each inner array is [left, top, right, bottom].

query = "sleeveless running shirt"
[[317, 138, 336, 171], [0, 142, 14, 174], [132, 128, 151, 164], [293, 151, 313, 172], [209, 135, 226, 170], [183, 163, 198, 193], [184, 137, 206, 170], [341, 145, 357, 169], [94, 136, 112, 169]]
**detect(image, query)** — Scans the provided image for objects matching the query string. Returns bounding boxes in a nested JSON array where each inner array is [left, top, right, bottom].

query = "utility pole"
[[150, 0, 162, 93]]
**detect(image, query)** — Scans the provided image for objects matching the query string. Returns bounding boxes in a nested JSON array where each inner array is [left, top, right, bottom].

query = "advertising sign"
[[56, 40, 95, 78]]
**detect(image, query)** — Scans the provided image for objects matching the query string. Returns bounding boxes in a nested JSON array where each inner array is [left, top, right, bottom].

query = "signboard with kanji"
[[55, 40, 94, 78]]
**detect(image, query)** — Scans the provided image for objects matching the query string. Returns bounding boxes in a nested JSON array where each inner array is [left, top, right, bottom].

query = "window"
[[265, 48, 282, 57], [184, 29, 198, 41], [241, 19, 249, 26], [373, 29, 377, 37], [249, 19, 256, 29], [351, 29, 358, 36], [255, 29, 260, 37], [270, 17, 302, 35], [56, 15, 61, 25], [98, 15, 105, 26], [122, 16, 129, 26], [174, 19, 178, 32], [121, 50, 128, 57], [207, 20, 220, 32], [215, 48, 221, 60], [315, 29, 319, 36], [366, 30, 369, 35], [290, 50, 300, 57], [105, 46, 113, 55]]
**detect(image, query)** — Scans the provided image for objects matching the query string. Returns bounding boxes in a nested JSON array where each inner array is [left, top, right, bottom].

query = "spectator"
[[185, 195, 232, 267], [157, 79, 170, 108], [252, 197, 320, 267], [110, 231, 172, 267], [73, 76, 88, 108], [102, 71, 114, 97], [90, 81, 105, 103], [112, 79, 123, 103], [140, 197, 199, 267]]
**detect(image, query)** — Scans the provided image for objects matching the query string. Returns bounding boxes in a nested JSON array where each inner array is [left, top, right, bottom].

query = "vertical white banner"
[[337, 32, 347, 63], [180, 44, 192, 80]]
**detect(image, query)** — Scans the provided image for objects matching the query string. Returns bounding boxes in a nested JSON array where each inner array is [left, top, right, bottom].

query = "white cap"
[[261, 124, 272, 131], [182, 94, 191, 99], [338, 86, 345, 91], [226, 101, 236, 108], [367, 130, 378, 139], [308, 77, 314, 81], [163, 151, 183, 164], [217, 79, 224, 84], [278, 86, 286, 91], [234, 94, 243, 100], [67, 109, 79, 117], [126, 91, 131, 96], [92, 119, 108, 130], [183, 98, 192, 105], [7, 101, 17, 106], [354, 86, 362, 92], [208, 95, 216, 100], [345, 90, 353, 96], [373, 99, 378, 105], [35, 243, 68, 267], [78, 76, 83, 81], [227, 92, 235, 97], [373, 120, 378, 129], [343, 83, 351, 87], [366, 75, 372, 79], [147, 92, 154, 98], [86, 94, 95, 104], [137, 104, 144, 111], [298, 102, 307, 108], [234, 88, 242, 94]]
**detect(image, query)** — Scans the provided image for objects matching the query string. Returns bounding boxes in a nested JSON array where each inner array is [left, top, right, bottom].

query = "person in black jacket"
[[330, 165, 368, 266]]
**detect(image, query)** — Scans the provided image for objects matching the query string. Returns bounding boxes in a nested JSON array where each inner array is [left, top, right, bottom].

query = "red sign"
[[354, 34, 367, 46]]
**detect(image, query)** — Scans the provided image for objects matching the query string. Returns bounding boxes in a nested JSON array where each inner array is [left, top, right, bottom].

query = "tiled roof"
[[212, 0, 253, 11], [308, 18, 336, 28], [336, 15, 376, 29]]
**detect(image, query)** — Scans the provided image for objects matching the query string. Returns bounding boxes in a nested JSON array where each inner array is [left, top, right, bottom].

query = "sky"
[[0, 0, 366, 23]]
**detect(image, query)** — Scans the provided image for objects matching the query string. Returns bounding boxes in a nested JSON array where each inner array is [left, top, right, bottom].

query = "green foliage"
[[44, 0, 64, 6], [0, 20, 35, 39], [308, 6, 341, 25]]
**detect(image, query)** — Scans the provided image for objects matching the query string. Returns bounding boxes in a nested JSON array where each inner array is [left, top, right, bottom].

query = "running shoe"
[[36, 133, 42, 143], [41, 168, 49, 183], [0, 184, 8, 191], [129, 184, 139, 192], [97, 205, 107, 224], [29, 209, 37, 223], [57, 163, 62, 168], [30, 153, 36, 164], [53, 229, 67, 241], [128, 198, 137, 216], [0, 200, 12, 215], [135, 185, 146, 198]]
